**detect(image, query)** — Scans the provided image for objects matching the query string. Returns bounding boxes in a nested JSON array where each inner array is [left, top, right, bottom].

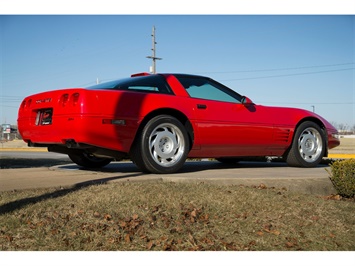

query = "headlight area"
[[331, 133, 340, 140], [328, 130, 341, 150]]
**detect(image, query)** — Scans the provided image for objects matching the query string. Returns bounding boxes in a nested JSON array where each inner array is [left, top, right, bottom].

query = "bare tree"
[[338, 123, 349, 134], [351, 124, 355, 134], [330, 121, 338, 129]]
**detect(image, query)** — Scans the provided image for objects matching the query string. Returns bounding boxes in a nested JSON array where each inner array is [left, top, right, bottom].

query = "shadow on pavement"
[[55, 160, 328, 174], [0, 172, 145, 215], [0, 158, 71, 169]]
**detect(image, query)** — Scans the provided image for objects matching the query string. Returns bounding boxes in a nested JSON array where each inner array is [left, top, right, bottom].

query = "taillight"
[[59, 92, 80, 107], [20, 99, 32, 110], [60, 94, 69, 106], [20, 100, 26, 109], [71, 93, 80, 106]]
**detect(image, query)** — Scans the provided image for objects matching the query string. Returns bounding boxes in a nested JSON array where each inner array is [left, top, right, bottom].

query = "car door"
[[176, 76, 274, 157]]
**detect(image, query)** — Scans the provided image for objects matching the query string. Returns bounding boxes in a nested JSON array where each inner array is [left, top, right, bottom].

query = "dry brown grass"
[[1, 181, 354, 251]]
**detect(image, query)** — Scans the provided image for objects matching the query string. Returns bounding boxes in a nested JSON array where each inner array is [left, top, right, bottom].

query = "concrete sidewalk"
[[0, 161, 337, 196]]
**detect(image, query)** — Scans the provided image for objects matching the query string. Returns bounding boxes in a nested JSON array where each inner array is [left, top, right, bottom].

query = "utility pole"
[[146, 26, 162, 74]]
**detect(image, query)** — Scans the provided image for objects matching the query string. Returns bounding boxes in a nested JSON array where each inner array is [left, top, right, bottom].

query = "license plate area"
[[35, 108, 53, 125]]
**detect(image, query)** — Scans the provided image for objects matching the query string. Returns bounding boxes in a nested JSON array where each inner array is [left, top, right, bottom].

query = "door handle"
[[197, 104, 207, 109]]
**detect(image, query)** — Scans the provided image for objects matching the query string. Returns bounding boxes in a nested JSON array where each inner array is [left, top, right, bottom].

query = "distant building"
[[1, 124, 20, 141]]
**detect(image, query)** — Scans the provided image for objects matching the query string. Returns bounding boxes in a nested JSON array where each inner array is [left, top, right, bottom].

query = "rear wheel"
[[68, 152, 112, 168], [286, 121, 326, 167], [130, 115, 189, 174]]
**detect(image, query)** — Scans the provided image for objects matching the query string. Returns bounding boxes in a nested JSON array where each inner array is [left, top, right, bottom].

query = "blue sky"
[[1, 15, 354, 128]]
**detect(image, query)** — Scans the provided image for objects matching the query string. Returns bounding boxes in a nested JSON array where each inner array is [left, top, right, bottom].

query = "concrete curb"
[[0, 161, 337, 196], [161, 176, 336, 196]]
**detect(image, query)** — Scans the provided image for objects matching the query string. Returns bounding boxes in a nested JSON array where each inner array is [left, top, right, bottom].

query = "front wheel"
[[130, 115, 189, 174], [285, 121, 326, 167], [68, 152, 112, 168]]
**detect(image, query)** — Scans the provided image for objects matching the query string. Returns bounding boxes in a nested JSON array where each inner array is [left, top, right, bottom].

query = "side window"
[[187, 83, 238, 103], [177, 77, 242, 103]]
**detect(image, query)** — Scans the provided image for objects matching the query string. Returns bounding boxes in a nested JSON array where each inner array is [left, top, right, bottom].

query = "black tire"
[[68, 152, 112, 168], [130, 115, 189, 174], [286, 121, 326, 167]]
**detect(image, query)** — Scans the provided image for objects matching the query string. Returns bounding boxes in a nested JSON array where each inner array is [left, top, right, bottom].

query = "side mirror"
[[241, 96, 253, 105]]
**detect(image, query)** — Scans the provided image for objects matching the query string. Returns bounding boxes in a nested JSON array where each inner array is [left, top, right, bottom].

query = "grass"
[[0, 137, 354, 251], [0, 181, 354, 251]]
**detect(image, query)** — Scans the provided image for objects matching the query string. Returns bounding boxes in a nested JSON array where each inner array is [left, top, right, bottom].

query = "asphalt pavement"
[[0, 159, 337, 195], [1, 139, 351, 195]]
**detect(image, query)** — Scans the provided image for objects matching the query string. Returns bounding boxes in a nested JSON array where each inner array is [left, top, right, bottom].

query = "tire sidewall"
[[288, 121, 326, 167], [140, 115, 189, 174]]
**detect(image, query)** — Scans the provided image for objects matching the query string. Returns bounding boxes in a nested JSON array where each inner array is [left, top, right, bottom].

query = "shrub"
[[327, 159, 355, 198]]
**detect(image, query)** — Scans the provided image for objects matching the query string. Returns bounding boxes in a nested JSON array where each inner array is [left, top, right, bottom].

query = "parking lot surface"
[[0, 160, 336, 195]]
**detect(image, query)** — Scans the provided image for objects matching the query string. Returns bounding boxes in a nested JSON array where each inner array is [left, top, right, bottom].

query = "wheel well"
[[296, 117, 325, 130], [132, 108, 194, 150]]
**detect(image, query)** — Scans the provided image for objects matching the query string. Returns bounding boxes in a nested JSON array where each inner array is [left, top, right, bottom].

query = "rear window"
[[86, 75, 173, 95]]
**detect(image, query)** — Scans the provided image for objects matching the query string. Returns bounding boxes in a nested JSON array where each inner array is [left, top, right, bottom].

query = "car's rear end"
[[17, 88, 139, 154], [19, 89, 84, 145]]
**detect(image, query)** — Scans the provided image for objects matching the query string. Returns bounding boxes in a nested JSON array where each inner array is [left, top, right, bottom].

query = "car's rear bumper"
[[18, 114, 138, 153]]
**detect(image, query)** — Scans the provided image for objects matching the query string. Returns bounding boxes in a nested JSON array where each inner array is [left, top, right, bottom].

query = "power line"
[[199, 63, 355, 74], [0, 105, 19, 108], [261, 102, 354, 105], [220, 67, 355, 81]]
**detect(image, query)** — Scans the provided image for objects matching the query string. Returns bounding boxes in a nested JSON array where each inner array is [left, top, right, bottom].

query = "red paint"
[[18, 74, 340, 159]]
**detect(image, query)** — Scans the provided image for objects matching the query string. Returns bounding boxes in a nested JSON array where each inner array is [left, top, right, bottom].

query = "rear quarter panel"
[[18, 88, 194, 153]]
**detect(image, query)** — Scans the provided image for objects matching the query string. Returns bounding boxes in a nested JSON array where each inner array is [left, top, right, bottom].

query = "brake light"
[[59, 93, 80, 107], [131, 72, 151, 77], [20, 99, 32, 110], [60, 94, 69, 106], [20, 100, 26, 109], [71, 93, 80, 106]]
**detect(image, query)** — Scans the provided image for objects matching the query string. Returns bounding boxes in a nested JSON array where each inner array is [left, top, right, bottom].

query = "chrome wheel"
[[297, 127, 323, 163], [149, 123, 185, 167], [130, 115, 189, 174], [286, 121, 326, 168]]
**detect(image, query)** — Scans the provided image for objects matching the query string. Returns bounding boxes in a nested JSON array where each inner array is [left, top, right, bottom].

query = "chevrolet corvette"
[[18, 73, 340, 174]]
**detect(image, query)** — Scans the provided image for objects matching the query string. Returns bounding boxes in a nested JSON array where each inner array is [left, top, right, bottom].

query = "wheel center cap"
[[155, 132, 178, 158], [302, 135, 317, 156]]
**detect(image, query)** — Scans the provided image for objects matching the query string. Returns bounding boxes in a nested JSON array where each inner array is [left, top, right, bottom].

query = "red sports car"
[[18, 73, 340, 174]]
